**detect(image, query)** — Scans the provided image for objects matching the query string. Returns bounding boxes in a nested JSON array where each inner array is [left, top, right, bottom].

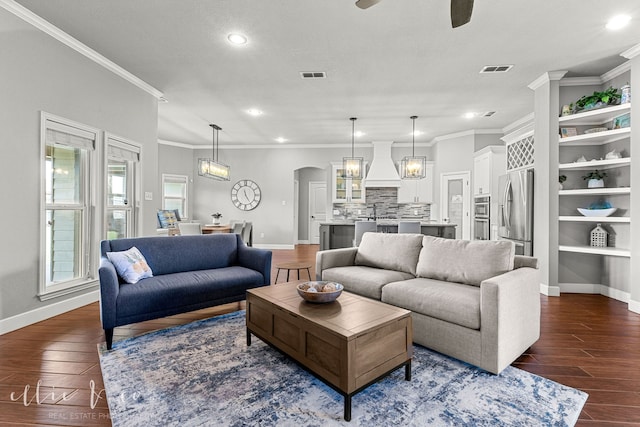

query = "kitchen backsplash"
[[334, 188, 431, 219]]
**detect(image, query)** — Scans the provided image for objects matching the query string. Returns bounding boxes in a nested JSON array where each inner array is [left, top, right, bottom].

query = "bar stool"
[[275, 262, 312, 283], [398, 221, 421, 234]]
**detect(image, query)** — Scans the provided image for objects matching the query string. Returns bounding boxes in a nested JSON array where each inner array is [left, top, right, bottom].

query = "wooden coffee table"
[[246, 281, 412, 421]]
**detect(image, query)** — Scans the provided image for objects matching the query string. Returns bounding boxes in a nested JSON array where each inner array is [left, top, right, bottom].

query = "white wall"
[[432, 134, 475, 220], [0, 8, 158, 322]]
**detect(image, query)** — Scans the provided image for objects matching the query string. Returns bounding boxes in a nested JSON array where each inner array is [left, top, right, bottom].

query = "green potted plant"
[[582, 170, 607, 188], [211, 212, 223, 225], [575, 87, 621, 111]]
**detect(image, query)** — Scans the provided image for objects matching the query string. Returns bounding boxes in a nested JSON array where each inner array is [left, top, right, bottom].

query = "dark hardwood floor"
[[1, 244, 639, 426]]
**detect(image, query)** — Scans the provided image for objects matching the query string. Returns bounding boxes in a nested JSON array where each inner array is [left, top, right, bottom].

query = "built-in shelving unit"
[[557, 102, 631, 260]]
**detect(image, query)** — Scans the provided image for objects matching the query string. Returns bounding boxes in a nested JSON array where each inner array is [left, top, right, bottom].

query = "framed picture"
[[560, 127, 577, 138], [612, 113, 630, 129]]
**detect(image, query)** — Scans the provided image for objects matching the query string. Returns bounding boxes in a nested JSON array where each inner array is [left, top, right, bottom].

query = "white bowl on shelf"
[[577, 207, 617, 217]]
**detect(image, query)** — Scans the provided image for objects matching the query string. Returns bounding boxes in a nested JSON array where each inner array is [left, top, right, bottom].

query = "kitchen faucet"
[[371, 203, 377, 221]]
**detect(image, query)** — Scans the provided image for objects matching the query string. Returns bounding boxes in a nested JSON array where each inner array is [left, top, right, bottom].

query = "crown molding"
[[0, 0, 164, 99], [528, 71, 568, 90], [560, 77, 602, 87], [501, 122, 535, 145], [601, 60, 631, 82], [621, 43, 640, 60], [502, 113, 534, 135]]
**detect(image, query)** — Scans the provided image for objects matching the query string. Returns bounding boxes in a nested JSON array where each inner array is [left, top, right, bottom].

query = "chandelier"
[[342, 117, 363, 179], [400, 115, 426, 179], [198, 124, 230, 181]]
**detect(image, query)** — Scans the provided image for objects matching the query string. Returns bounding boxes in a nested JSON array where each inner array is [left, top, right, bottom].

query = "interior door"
[[440, 171, 471, 240], [309, 181, 327, 244]]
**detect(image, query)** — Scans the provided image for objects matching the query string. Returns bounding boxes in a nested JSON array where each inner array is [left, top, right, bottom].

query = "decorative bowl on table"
[[577, 207, 617, 217], [297, 281, 344, 303]]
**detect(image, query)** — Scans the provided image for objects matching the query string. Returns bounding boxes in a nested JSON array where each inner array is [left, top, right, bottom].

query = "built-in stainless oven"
[[474, 196, 490, 240], [474, 196, 490, 218]]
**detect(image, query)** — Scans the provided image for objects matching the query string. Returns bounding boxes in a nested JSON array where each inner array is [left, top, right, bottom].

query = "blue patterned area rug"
[[98, 311, 587, 427]]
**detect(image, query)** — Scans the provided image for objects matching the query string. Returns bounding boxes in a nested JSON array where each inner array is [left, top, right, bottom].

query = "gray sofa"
[[99, 233, 272, 350], [316, 232, 540, 374]]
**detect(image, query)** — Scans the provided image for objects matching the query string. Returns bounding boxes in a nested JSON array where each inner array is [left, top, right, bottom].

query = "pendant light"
[[342, 117, 363, 179], [198, 124, 230, 181], [400, 115, 426, 179]]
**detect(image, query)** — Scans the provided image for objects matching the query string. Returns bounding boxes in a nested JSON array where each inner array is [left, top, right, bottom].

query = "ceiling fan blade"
[[451, 0, 474, 27], [355, 0, 382, 9]]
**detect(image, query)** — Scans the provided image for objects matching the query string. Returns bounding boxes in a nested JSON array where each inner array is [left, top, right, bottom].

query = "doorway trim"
[[440, 171, 471, 240]]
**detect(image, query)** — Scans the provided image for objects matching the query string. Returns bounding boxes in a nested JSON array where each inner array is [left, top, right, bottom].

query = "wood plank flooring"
[[1, 244, 639, 426]]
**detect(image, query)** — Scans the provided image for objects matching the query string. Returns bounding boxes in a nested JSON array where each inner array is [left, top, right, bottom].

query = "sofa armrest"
[[238, 245, 273, 285], [514, 255, 538, 269], [479, 266, 541, 374], [315, 247, 358, 280], [98, 257, 121, 330]]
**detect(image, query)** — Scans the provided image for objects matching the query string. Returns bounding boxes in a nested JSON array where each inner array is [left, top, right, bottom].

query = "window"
[[106, 134, 141, 240], [162, 174, 188, 220], [41, 113, 99, 299]]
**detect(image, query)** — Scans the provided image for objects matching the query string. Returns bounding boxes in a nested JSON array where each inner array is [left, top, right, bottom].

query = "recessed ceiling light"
[[412, 130, 423, 137], [275, 137, 287, 143], [463, 112, 476, 119], [227, 33, 248, 45], [247, 108, 263, 116], [606, 15, 631, 30], [354, 131, 365, 138]]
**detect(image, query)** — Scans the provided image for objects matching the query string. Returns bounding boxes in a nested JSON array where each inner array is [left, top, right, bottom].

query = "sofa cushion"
[[104, 234, 239, 276], [416, 236, 515, 286], [322, 266, 414, 300], [355, 233, 424, 275], [381, 278, 481, 330], [116, 266, 264, 320], [106, 247, 153, 284]]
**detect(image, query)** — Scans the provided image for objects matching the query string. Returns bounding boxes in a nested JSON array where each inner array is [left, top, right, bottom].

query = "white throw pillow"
[[417, 236, 515, 286], [106, 247, 153, 284]]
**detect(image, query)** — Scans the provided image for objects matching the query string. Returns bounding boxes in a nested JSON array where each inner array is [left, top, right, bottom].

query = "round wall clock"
[[231, 179, 262, 211]]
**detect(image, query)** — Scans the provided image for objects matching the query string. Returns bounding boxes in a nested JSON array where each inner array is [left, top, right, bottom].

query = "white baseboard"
[[296, 240, 311, 245], [629, 299, 640, 314], [0, 290, 99, 335], [540, 283, 560, 296], [253, 243, 296, 250], [559, 282, 630, 304]]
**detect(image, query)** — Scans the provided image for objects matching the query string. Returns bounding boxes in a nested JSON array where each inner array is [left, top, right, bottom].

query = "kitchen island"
[[319, 221, 456, 251]]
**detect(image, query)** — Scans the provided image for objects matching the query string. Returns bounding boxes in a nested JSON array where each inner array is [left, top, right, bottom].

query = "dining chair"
[[177, 222, 202, 235], [232, 222, 245, 235], [398, 221, 421, 234], [242, 222, 253, 246], [354, 221, 377, 246]]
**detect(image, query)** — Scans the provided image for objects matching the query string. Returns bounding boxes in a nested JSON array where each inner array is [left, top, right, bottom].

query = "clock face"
[[231, 179, 262, 211]]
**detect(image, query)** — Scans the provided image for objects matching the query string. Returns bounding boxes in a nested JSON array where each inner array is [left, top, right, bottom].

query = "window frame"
[[39, 112, 101, 300], [104, 133, 142, 240], [162, 174, 189, 220]]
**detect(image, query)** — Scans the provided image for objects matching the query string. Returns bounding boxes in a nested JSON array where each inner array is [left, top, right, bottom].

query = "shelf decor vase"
[[587, 179, 604, 189]]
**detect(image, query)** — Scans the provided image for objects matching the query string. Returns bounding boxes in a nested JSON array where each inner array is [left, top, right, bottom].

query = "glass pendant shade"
[[198, 124, 230, 181], [342, 156, 364, 179], [401, 115, 426, 179], [400, 156, 426, 179], [198, 158, 230, 181], [342, 117, 363, 179]]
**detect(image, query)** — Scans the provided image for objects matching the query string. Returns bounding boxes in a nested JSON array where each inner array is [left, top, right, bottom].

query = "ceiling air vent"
[[480, 65, 513, 74], [300, 71, 327, 79], [483, 111, 496, 117]]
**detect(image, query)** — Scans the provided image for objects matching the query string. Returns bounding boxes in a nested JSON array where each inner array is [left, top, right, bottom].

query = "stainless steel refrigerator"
[[498, 169, 534, 256]]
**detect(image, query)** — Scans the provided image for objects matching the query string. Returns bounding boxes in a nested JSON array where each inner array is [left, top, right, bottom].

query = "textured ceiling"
[[14, 0, 640, 147]]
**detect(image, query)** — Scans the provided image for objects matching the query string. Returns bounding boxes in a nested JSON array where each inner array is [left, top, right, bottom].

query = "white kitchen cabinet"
[[331, 162, 367, 203], [397, 162, 433, 203], [473, 146, 505, 197]]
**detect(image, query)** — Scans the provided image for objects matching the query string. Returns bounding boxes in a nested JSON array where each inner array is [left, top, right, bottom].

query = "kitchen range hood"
[[364, 141, 402, 187]]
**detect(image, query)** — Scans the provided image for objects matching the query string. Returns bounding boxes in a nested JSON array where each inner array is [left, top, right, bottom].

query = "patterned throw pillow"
[[157, 210, 178, 228], [106, 247, 153, 284]]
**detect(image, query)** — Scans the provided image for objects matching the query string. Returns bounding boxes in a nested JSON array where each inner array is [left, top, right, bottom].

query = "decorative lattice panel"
[[507, 135, 534, 171]]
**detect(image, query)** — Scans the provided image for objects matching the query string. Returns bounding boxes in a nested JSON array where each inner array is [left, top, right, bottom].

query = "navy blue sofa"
[[99, 233, 272, 349]]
